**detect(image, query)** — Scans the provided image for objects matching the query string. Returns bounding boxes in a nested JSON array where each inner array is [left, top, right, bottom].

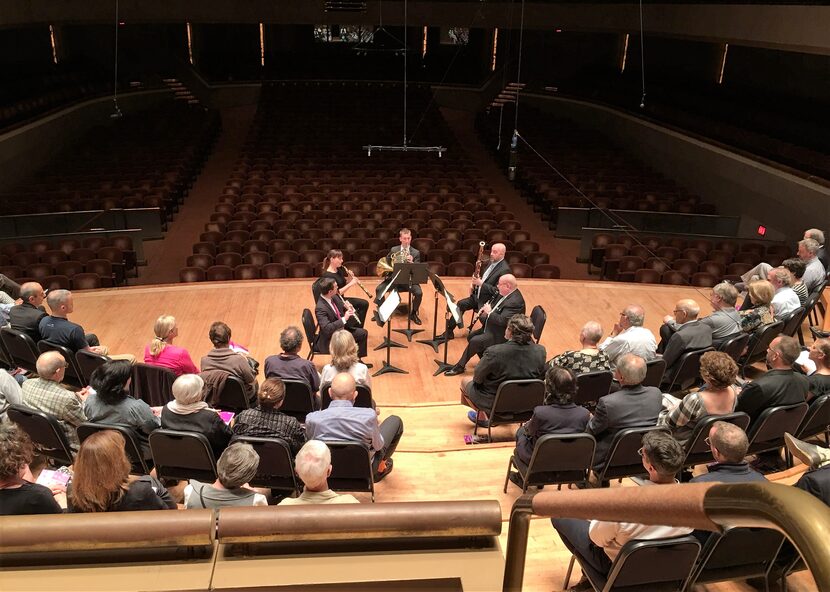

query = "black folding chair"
[[746, 403, 809, 456], [574, 371, 613, 408], [529, 304, 546, 344], [681, 412, 750, 468], [75, 348, 110, 385], [504, 433, 595, 493], [793, 394, 830, 444], [780, 307, 805, 338], [718, 333, 749, 364], [663, 347, 714, 393], [149, 429, 217, 482], [0, 327, 40, 374], [77, 422, 151, 475], [643, 358, 667, 388], [7, 404, 74, 466], [131, 363, 176, 406], [594, 426, 665, 485], [235, 436, 301, 497], [326, 440, 375, 502], [564, 535, 701, 592], [301, 308, 325, 360], [740, 321, 784, 377], [215, 375, 250, 413], [320, 382, 373, 410], [281, 379, 319, 422], [474, 379, 545, 442], [37, 341, 85, 388]]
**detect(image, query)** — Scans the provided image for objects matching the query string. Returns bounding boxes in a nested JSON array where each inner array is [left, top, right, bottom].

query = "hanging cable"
[[403, 0, 407, 146], [111, 0, 123, 118], [512, 0, 525, 136], [495, 0, 516, 151], [638, 0, 646, 108]]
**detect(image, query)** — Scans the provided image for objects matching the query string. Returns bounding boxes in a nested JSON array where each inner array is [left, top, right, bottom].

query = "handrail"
[[503, 482, 830, 592]]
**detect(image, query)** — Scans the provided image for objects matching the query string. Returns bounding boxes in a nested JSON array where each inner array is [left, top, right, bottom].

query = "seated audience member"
[[200, 321, 258, 403], [315, 277, 369, 361], [739, 280, 775, 334], [512, 366, 590, 470], [461, 314, 546, 426], [784, 433, 830, 506], [0, 368, 23, 417], [598, 304, 657, 368], [700, 282, 742, 347], [161, 374, 232, 459], [804, 228, 828, 270], [279, 440, 360, 506], [0, 288, 14, 325], [305, 373, 403, 481], [0, 273, 21, 300], [552, 431, 692, 589], [321, 329, 372, 392], [8, 282, 47, 342], [0, 423, 62, 515], [736, 336, 809, 427], [798, 237, 827, 291], [658, 299, 713, 381], [68, 430, 175, 512], [83, 360, 159, 461], [264, 326, 321, 393], [691, 422, 766, 483], [232, 377, 305, 455], [143, 315, 199, 376], [658, 352, 738, 447], [767, 267, 801, 320], [805, 338, 830, 400], [548, 321, 611, 374], [184, 442, 268, 508], [781, 258, 809, 306], [587, 353, 662, 471], [38, 289, 134, 361], [21, 351, 89, 451]]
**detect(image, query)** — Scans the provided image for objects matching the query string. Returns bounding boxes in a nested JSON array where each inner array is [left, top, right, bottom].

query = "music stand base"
[[416, 337, 442, 353], [433, 359, 455, 376], [373, 361, 409, 376], [393, 327, 425, 341], [374, 337, 406, 351]]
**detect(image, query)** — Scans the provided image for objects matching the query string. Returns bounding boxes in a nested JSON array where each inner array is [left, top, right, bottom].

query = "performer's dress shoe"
[[436, 330, 454, 341], [444, 365, 464, 376], [360, 359, 374, 370], [410, 312, 422, 325]]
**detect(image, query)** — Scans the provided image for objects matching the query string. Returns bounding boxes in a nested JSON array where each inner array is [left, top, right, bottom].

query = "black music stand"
[[373, 289, 407, 376], [417, 271, 452, 353], [391, 262, 428, 342], [433, 287, 463, 376]]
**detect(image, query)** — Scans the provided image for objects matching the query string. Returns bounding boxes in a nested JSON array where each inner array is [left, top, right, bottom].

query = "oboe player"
[[320, 249, 369, 328], [437, 243, 510, 341]]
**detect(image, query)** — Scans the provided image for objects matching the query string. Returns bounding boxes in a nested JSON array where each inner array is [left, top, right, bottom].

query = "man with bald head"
[[304, 372, 403, 481], [445, 274, 526, 376], [598, 304, 657, 369], [38, 289, 103, 353], [439, 243, 510, 340], [21, 351, 90, 450], [9, 282, 47, 342], [657, 299, 713, 381]]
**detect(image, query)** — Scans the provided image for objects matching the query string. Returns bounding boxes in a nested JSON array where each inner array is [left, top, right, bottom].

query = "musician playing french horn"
[[437, 243, 510, 341], [320, 249, 369, 328], [374, 228, 423, 325]]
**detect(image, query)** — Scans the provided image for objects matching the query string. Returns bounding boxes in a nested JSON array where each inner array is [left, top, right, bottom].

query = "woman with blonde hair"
[[68, 430, 175, 513], [739, 280, 775, 334], [143, 315, 199, 376], [320, 329, 371, 390], [160, 374, 231, 459]]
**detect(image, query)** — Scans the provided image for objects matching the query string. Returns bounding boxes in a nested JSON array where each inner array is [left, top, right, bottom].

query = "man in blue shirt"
[[305, 372, 403, 481], [691, 421, 767, 484]]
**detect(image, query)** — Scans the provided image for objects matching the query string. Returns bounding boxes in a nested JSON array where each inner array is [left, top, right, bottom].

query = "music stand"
[[373, 289, 407, 376], [433, 287, 463, 376], [391, 262, 428, 342], [417, 271, 453, 353]]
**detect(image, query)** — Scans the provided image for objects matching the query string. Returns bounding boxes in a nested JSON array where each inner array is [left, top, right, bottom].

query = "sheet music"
[[796, 349, 816, 375], [380, 270, 401, 300], [445, 290, 463, 325], [378, 289, 401, 324]]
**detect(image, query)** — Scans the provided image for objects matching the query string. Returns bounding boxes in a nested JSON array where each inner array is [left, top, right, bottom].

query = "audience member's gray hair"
[[622, 305, 645, 327], [46, 289, 71, 310], [507, 314, 534, 345], [712, 282, 738, 307], [20, 282, 43, 303], [617, 353, 647, 385], [172, 374, 205, 405], [36, 351, 65, 378], [217, 443, 259, 489], [580, 321, 603, 344], [799, 238, 820, 256], [295, 440, 331, 488], [710, 421, 749, 463], [280, 326, 304, 353], [771, 336, 800, 366], [769, 267, 793, 287], [805, 228, 825, 245]]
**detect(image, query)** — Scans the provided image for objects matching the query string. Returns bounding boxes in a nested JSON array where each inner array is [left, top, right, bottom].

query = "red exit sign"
[[757, 225, 767, 236]]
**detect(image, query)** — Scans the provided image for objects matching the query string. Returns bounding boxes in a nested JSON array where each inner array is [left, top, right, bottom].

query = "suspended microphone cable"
[[512, 0, 525, 136], [495, 0, 516, 151], [638, 0, 646, 109], [111, 0, 123, 118]]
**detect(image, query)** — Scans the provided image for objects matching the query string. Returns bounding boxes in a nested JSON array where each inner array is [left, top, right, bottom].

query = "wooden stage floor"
[[70, 278, 817, 592]]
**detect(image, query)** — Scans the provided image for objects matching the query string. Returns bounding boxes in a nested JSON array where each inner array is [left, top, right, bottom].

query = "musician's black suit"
[[451, 288, 526, 370], [374, 245, 422, 316], [446, 258, 511, 333], [314, 295, 368, 358]]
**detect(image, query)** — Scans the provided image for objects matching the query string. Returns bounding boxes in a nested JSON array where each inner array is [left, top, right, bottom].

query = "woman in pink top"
[[143, 315, 199, 376]]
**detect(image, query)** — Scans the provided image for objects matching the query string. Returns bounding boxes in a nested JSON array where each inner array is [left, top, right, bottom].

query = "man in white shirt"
[[768, 267, 801, 320], [279, 440, 360, 505], [552, 431, 692, 589], [599, 304, 657, 368]]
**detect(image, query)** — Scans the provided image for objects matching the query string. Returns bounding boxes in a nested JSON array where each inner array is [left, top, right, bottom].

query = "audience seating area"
[[0, 235, 138, 290], [0, 103, 220, 218], [181, 82, 558, 282], [588, 232, 791, 286]]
